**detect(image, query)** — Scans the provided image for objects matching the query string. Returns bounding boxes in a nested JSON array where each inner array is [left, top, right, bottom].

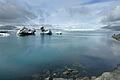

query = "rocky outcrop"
[[45, 65, 120, 80], [94, 65, 120, 80], [30, 65, 120, 80]]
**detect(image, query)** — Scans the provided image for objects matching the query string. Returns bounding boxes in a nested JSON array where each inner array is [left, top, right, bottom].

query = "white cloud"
[[0, 0, 119, 29], [44, 1, 116, 29], [101, 5, 120, 25]]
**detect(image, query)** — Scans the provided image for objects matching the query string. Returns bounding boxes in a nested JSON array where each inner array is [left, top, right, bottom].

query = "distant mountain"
[[0, 25, 17, 30], [102, 25, 120, 31]]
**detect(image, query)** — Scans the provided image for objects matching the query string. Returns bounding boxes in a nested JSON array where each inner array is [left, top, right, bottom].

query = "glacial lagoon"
[[0, 31, 120, 79]]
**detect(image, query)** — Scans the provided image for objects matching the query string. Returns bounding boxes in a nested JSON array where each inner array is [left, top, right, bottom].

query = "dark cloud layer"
[[0, 0, 36, 24]]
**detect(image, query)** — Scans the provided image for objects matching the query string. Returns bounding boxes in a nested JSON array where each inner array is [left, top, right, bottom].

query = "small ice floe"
[[55, 31, 62, 35], [0, 33, 10, 37]]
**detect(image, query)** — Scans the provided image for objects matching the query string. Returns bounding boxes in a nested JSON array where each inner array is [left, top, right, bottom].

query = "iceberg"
[[17, 27, 36, 36]]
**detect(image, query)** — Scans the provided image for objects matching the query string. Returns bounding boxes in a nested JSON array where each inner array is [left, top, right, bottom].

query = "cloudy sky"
[[0, 0, 120, 29]]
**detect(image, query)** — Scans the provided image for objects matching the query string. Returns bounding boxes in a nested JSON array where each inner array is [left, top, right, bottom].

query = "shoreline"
[[30, 64, 120, 80]]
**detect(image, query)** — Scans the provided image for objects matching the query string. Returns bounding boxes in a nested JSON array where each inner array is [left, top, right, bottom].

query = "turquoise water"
[[0, 31, 120, 79]]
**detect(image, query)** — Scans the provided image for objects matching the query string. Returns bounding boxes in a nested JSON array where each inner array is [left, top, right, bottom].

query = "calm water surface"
[[0, 31, 120, 79]]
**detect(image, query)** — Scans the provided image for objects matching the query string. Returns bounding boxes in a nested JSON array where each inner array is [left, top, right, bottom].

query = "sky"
[[0, 0, 120, 29]]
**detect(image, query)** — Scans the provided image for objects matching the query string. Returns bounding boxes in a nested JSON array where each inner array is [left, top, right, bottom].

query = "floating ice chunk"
[[0, 33, 10, 37]]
